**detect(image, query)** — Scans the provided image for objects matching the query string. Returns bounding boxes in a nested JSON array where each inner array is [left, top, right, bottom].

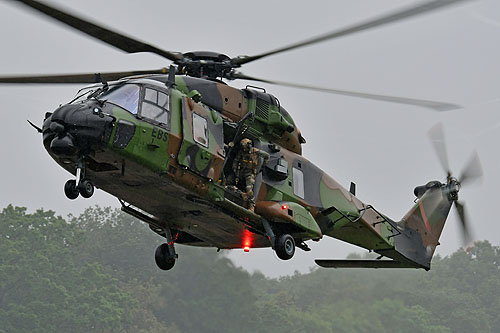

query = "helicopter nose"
[[47, 120, 76, 156], [43, 102, 114, 157], [50, 133, 77, 156]]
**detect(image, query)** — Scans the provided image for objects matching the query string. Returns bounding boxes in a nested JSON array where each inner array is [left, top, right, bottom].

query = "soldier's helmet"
[[240, 138, 252, 151]]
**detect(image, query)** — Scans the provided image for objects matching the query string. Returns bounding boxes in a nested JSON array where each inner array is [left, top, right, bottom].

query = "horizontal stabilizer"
[[315, 259, 421, 269]]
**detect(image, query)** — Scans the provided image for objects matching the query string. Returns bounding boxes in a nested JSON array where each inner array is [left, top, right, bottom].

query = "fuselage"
[[41, 74, 453, 269]]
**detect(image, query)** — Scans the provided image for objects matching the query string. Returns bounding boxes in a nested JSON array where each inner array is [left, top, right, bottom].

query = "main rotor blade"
[[232, 0, 473, 66], [428, 123, 451, 176], [232, 72, 460, 111], [459, 151, 483, 186], [454, 201, 471, 245], [9, 0, 182, 62], [0, 68, 169, 84]]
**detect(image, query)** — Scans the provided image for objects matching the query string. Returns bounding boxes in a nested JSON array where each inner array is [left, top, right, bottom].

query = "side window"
[[192, 113, 208, 147], [141, 88, 169, 125], [293, 167, 305, 199]]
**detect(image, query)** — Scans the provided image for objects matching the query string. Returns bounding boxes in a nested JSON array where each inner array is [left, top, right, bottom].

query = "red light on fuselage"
[[281, 204, 288, 210], [242, 229, 252, 253]]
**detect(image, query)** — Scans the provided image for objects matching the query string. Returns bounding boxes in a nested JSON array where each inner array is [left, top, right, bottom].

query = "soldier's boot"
[[245, 189, 254, 211]]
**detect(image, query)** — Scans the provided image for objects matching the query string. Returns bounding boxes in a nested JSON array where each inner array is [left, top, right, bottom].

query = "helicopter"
[[0, 0, 482, 271]]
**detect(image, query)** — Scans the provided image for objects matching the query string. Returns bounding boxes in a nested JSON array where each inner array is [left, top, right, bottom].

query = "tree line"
[[1, 205, 498, 332]]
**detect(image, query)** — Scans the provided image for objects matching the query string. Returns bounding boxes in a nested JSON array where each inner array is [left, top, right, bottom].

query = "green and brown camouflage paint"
[[45, 74, 455, 270]]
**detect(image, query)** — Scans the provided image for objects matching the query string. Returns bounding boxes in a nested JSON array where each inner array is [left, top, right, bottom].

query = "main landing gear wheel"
[[78, 178, 94, 198], [275, 234, 295, 260], [155, 243, 176, 270], [64, 179, 79, 200]]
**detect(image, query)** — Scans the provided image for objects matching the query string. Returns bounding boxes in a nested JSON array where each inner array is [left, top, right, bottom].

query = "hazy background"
[[0, 0, 499, 277]]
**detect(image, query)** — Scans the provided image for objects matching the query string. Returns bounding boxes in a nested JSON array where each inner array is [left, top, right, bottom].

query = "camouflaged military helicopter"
[[1, 0, 482, 271]]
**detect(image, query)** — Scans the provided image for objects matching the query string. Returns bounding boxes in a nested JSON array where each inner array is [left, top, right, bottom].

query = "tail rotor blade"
[[428, 123, 451, 176], [459, 151, 483, 186], [454, 201, 471, 245]]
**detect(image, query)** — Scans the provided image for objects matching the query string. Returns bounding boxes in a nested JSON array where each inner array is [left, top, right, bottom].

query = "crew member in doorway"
[[233, 138, 269, 211]]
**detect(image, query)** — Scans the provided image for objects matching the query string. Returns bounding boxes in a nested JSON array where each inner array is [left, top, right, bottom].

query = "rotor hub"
[[447, 177, 461, 200], [176, 51, 235, 79]]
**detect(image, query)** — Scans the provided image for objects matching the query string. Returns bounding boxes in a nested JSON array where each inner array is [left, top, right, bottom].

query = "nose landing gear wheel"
[[275, 234, 295, 260], [64, 179, 79, 200], [79, 178, 94, 198], [63, 157, 95, 200], [155, 243, 176, 270]]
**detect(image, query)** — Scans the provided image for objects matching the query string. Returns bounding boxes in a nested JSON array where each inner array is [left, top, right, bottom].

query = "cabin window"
[[293, 167, 305, 199], [101, 84, 140, 114], [141, 88, 169, 125], [193, 113, 208, 147]]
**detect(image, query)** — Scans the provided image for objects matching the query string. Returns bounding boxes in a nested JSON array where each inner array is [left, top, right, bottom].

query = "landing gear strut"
[[262, 219, 296, 260], [64, 157, 94, 200], [155, 228, 178, 270]]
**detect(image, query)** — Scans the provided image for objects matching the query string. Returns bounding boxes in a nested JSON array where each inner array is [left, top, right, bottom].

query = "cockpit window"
[[140, 87, 169, 126], [100, 84, 140, 114]]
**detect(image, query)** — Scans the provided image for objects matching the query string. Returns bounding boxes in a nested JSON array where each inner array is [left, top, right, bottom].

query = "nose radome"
[[50, 133, 76, 156], [43, 102, 114, 157], [49, 121, 65, 134]]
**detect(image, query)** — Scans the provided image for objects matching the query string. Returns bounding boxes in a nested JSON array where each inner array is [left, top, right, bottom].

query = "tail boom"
[[319, 182, 454, 270]]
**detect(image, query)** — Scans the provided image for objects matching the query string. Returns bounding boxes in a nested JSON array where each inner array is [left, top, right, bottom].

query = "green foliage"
[[1, 204, 499, 332]]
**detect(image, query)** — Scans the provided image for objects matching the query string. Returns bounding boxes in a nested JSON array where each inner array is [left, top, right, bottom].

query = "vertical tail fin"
[[395, 183, 454, 268]]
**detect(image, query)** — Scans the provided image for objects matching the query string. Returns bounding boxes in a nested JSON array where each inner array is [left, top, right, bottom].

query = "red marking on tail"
[[419, 201, 432, 232]]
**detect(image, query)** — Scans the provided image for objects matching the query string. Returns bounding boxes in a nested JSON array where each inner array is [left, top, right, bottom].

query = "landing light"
[[242, 229, 252, 252]]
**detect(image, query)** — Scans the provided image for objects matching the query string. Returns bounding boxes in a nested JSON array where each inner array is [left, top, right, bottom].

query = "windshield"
[[99, 84, 140, 114]]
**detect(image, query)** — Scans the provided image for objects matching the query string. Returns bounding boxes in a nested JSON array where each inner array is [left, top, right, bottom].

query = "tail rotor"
[[428, 123, 483, 245]]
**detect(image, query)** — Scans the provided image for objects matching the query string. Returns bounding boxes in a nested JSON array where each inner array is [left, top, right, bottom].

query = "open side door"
[[178, 97, 225, 181]]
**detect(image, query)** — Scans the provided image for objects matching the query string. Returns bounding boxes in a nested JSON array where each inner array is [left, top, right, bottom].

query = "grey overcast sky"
[[0, 0, 499, 277]]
